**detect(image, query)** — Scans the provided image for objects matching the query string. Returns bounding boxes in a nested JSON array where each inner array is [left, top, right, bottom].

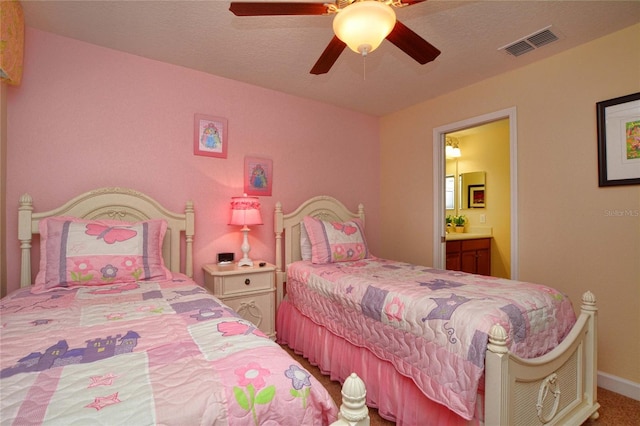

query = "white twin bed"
[[3, 187, 366, 426], [274, 195, 600, 426]]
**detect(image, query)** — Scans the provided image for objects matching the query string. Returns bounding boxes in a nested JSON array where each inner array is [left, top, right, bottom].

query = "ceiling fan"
[[229, 0, 441, 75]]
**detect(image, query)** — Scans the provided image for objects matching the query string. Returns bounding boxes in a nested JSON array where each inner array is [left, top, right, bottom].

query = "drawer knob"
[[245, 278, 251, 286]]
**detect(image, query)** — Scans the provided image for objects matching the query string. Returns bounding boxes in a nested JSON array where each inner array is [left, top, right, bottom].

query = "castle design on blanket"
[[0, 330, 140, 378]]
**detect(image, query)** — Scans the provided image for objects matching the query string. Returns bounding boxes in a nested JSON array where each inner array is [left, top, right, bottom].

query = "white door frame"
[[432, 107, 519, 279]]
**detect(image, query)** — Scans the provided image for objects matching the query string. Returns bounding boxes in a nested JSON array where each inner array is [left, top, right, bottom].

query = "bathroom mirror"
[[445, 175, 455, 210], [460, 171, 486, 209]]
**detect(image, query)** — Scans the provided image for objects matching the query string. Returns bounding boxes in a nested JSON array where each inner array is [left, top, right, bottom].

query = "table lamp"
[[229, 194, 263, 267]]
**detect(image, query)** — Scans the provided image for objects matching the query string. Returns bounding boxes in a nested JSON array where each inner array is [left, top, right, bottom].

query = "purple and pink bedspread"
[[0, 274, 337, 425], [286, 258, 577, 420]]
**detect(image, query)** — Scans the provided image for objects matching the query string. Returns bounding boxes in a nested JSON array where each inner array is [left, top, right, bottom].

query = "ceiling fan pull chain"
[[363, 54, 367, 81]]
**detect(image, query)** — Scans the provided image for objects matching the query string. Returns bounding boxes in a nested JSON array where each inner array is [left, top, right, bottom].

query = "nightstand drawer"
[[221, 271, 273, 295]]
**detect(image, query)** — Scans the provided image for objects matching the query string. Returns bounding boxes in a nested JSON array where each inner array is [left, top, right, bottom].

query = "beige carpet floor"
[[282, 345, 640, 425]]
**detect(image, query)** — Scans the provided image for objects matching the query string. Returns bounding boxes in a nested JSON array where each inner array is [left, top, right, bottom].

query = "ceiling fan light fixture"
[[333, 1, 396, 56]]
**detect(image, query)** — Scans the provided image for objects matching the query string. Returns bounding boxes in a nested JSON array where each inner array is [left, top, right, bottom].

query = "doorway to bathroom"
[[432, 108, 519, 279]]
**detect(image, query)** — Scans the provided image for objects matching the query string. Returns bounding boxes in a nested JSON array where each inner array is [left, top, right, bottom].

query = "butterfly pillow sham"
[[32, 217, 171, 293], [302, 216, 369, 264]]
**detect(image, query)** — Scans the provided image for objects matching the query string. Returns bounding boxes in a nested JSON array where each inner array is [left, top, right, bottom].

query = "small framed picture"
[[244, 156, 273, 196], [596, 92, 640, 186], [194, 114, 227, 158], [468, 185, 485, 208]]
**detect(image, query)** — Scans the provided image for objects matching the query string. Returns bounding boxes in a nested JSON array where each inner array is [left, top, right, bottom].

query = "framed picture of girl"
[[194, 114, 227, 158], [244, 156, 273, 196]]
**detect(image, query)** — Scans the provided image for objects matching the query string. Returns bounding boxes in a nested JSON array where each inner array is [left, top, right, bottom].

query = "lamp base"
[[238, 226, 253, 267], [237, 258, 254, 267]]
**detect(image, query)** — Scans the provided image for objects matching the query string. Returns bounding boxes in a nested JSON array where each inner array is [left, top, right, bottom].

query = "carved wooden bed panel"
[[18, 187, 194, 288]]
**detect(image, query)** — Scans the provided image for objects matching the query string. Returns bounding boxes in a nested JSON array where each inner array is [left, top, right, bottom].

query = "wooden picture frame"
[[468, 185, 485, 208], [596, 92, 640, 186], [244, 157, 273, 196], [194, 114, 228, 158]]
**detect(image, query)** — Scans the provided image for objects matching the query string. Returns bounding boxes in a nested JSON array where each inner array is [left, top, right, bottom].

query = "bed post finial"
[[488, 324, 508, 354], [581, 291, 597, 312], [335, 373, 369, 426]]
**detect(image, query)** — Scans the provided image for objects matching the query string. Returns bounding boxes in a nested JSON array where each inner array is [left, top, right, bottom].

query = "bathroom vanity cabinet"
[[446, 237, 491, 276]]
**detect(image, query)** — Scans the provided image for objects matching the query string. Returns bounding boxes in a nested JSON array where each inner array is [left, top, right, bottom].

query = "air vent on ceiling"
[[499, 26, 559, 57]]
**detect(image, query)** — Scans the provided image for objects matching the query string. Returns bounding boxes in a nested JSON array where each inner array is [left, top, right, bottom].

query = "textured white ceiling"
[[20, 0, 640, 116]]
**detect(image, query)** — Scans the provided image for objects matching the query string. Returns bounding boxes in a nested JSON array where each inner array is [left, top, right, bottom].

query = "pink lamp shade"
[[229, 195, 263, 226], [229, 195, 262, 267]]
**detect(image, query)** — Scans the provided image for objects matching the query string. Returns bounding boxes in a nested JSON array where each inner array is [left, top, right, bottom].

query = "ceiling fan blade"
[[229, 2, 329, 16], [386, 20, 441, 64], [310, 36, 347, 75]]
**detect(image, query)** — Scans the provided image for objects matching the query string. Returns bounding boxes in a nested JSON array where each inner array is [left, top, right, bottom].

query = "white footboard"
[[330, 292, 598, 426], [484, 291, 600, 425]]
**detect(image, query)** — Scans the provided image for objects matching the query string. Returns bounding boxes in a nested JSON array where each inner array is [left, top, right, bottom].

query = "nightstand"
[[202, 262, 276, 339]]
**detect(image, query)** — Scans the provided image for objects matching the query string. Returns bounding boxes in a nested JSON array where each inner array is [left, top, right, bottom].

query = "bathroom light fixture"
[[332, 0, 397, 56], [445, 137, 462, 158], [229, 194, 263, 267]]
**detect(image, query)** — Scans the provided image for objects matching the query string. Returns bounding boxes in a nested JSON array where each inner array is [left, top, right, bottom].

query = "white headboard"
[[18, 187, 195, 288], [273, 195, 364, 306]]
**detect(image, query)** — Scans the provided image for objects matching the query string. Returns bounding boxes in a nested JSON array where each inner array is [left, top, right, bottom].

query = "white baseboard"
[[598, 371, 640, 401]]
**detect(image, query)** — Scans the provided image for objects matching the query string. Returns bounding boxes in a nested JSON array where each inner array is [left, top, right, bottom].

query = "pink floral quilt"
[[1, 275, 337, 425], [286, 258, 577, 420]]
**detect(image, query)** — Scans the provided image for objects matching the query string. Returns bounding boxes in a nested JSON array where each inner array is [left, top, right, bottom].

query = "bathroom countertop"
[[445, 232, 493, 241]]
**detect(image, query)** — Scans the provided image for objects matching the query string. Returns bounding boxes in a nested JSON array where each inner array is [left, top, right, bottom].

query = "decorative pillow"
[[32, 217, 171, 293], [302, 216, 369, 264], [300, 221, 312, 261]]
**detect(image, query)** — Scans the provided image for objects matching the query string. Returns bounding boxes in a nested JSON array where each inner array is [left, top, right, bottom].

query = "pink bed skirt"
[[276, 299, 483, 426]]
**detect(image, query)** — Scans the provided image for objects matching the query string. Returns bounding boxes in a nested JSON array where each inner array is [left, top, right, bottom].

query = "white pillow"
[[302, 216, 369, 264]]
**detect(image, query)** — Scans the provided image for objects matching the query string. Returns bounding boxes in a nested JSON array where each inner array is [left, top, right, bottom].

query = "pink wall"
[[5, 28, 381, 294]]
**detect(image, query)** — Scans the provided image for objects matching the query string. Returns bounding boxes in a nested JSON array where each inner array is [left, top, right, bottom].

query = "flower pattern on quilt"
[[233, 363, 276, 425], [121, 257, 138, 270], [100, 264, 119, 280], [136, 305, 163, 314], [120, 257, 143, 280], [384, 296, 405, 322], [71, 258, 95, 283], [190, 307, 225, 321], [106, 312, 126, 320], [285, 364, 312, 408]]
